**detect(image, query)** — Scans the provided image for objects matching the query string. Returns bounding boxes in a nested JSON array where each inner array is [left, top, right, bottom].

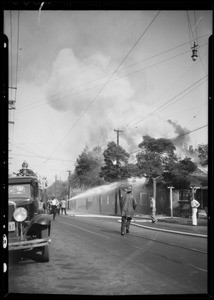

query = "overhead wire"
[[120, 74, 207, 132], [9, 142, 76, 163], [98, 75, 207, 150], [97, 50, 208, 148], [15, 34, 209, 114], [194, 11, 198, 45], [15, 44, 207, 115], [43, 10, 161, 164], [11, 11, 209, 174], [129, 124, 208, 155]]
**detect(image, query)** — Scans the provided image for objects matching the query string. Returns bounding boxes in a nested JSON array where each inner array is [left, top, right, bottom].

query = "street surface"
[[8, 214, 207, 295]]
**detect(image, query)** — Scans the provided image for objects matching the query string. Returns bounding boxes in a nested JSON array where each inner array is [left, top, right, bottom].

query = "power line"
[[43, 11, 161, 164], [123, 75, 207, 131], [9, 142, 76, 163], [129, 124, 208, 155], [170, 125, 207, 141], [15, 43, 207, 115], [15, 34, 209, 114], [12, 153, 76, 163], [98, 75, 207, 151]]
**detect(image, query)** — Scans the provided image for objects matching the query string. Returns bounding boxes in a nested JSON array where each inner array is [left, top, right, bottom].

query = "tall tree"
[[100, 141, 135, 215], [74, 146, 105, 189], [136, 135, 197, 197], [136, 136, 177, 198], [99, 141, 131, 182], [163, 157, 197, 189]]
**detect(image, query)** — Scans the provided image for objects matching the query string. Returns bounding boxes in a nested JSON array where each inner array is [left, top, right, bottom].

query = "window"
[[9, 184, 31, 198]]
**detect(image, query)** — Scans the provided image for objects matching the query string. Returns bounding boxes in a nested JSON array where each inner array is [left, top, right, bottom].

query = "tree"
[[197, 144, 208, 166], [163, 157, 197, 189], [74, 146, 105, 189], [136, 135, 197, 197], [100, 141, 135, 215], [136, 135, 177, 198], [99, 141, 130, 183], [46, 179, 67, 198]]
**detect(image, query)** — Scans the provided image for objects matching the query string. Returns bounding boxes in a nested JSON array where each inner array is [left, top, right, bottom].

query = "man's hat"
[[126, 185, 132, 192]]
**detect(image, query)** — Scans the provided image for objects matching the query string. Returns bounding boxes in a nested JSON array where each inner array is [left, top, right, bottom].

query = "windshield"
[[9, 184, 31, 198]]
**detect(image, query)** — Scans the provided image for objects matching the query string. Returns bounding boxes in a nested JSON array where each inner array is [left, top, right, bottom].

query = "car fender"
[[25, 214, 51, 237], [29, 214, 51, 226]]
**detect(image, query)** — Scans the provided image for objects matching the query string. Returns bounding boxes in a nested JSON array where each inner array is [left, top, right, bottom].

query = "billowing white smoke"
[[45, 48, 135, 149]]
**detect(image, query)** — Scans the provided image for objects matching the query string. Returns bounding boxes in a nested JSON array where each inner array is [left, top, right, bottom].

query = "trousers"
[[121, 216, 132, 234], [150, 207, 157, 222], [192, 208, 198, 225]]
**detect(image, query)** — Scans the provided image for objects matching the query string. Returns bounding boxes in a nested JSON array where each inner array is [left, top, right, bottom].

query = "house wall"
[[68, 183, 173, 216]]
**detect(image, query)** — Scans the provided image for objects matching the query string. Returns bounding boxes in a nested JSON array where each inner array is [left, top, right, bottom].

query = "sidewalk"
[[65, 210, 208, 238]]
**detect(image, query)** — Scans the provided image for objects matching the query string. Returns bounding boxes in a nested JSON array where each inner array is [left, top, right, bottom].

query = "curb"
[[66, 213, 207, 238], [130, 222, 207, 238]]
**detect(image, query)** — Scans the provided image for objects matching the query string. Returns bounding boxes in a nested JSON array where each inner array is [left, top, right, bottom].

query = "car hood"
[[9, 197, 34, 207]]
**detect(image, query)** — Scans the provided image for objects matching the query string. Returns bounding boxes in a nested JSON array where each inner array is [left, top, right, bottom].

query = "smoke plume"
[[167, 119, 190, 148]]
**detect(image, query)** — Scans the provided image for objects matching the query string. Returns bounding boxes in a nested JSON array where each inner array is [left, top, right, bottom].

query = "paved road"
[[8, 214, 207, 295]]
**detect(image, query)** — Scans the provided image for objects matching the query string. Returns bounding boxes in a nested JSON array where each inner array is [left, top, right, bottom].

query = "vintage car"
[[8, 168, 51, 262]]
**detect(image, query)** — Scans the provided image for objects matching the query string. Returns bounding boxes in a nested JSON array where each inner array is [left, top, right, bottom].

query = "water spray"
[[68, 176, 147, 202]]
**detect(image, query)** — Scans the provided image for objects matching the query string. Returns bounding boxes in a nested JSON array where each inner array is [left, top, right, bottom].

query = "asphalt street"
[[8, 213, 207, 295]]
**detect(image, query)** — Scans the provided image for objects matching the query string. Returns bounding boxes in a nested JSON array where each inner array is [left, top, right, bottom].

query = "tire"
[[41, 245, 49, 262], [9, 251, 20, 264], [40, 228, 50, 262]]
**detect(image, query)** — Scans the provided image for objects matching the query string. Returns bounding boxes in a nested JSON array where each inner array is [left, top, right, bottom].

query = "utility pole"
[[114, 129, 123, 146], [113, 129, 123, 215], [54, 174, 57, 196], [67, 170, 71, 208], [167, 186, 174, 218]]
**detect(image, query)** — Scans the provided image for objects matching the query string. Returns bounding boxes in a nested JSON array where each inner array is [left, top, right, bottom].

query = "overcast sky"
[[4, 9, 212, 184]]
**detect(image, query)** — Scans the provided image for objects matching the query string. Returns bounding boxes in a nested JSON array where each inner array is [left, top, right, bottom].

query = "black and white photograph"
[[2, 3, 213, 297]]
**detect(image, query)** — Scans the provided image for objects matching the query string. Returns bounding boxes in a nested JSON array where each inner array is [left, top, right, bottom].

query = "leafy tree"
[[136, 135, 197, 196], [46, 179, 68, 198], [197, 144, 208, 166], [74, 146, 105, 189], [100, 141, 136, 215], [99, 141, 131, 182], [162, 157, 197, 189]]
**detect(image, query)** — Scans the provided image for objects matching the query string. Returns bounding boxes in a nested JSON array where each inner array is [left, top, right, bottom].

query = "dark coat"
[[121, 192, 137, 218]]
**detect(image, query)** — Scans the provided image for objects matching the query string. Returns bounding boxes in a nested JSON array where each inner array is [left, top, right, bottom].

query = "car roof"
[[9, 176, 38, 184]]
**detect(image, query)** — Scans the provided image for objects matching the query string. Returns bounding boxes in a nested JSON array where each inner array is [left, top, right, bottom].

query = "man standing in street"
[[120, 185, 137, 235], [190, 194, 200, 226], [51, 196, 59, 220], [61, 198, 67, 215], [150, 194, 157, 223]]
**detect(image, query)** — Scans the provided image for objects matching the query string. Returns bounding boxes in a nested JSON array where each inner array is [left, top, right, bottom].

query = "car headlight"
[[13, 207, 27, 222]]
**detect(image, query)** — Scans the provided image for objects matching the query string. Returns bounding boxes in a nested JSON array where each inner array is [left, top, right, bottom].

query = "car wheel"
[[41, 228, 50, 262], [41, 245, 49, 262], [9, 251, 20, 264]]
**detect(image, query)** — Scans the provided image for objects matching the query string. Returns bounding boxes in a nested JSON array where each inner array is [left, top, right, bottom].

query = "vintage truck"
[[8, 162, 51, 262]]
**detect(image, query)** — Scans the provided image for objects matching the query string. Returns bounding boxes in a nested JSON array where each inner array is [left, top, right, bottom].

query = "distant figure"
[[47, 198, 52, 214], [51, 196, 59, 220], [120, 185, 137, 235], [150, 194, 157, 223], [190, 195, 200, 226], [61, 198, 67, 215], [57, 198, 61, 215]]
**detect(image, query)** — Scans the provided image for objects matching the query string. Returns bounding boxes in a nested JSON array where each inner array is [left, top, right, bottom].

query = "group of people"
[[47, 196, 68, 220], [120, 186, 200, 235]]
